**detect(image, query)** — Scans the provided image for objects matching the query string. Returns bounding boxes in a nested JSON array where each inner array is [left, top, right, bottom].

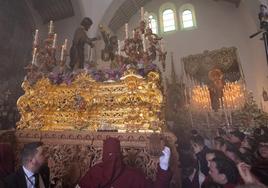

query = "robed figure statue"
[[69, 17, 97, 70]]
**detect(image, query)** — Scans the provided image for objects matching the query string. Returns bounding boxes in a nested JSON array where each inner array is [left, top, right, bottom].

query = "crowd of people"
[[0, 126, 267, 188], [180, 127, 268, 188]]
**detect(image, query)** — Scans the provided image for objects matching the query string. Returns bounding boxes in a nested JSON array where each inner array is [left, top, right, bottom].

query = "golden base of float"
[[1, 130, 180, 187], [17, 70, 164, 132], [5, 70, 181, 187]]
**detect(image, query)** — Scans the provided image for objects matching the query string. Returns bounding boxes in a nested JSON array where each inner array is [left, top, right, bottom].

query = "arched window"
[[159, 2, 178, 33], [163, 9, 176, 32], [182, 10, 193, 28], [148, 14, 158, 34], [179, 4, 197, 30]]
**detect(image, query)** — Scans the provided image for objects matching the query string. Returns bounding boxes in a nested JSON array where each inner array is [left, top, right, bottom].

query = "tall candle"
[[125, 23, 129, 39], [142, 34, 146, 52], [141, 7, 144, 21], [34, 29, 39, 45], [88, 45, 91, 61], [64, 39, 68, 50], [52, 33, 57, 48], [60, 45, 64, 61], [49, 20, 53, 34], [132, 30, 135, 38], [32, 48, 37, 65], [160, 40, 165, 52], [117, 40, 121, 55]]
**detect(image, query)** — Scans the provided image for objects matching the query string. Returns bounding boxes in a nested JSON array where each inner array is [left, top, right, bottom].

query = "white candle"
[[142, 34, 146, 52], [125, 23, 129, 39], [49, 20, 53, 34], [141, 7, 144, 21], [144, 11, 149, 24], [52, 33, 57, 48], [117, 40, 121, 55], [34, 29, 39, 45], [87, 45, 91, 61], [64, 39, 68, 50], [32, 48, 37, 65], [160, 40, 165, 52], [60, 45, 64, 61], [132, 30, 135, 38]]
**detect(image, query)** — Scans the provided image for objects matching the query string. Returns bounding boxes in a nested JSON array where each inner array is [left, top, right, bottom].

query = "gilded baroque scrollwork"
[[16, 70, 164, 132]]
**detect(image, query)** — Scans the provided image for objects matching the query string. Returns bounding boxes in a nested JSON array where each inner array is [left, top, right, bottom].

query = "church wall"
[[114, 0, 268, 110]]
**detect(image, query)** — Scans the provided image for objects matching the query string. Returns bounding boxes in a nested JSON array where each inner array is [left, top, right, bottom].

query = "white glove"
[[159, 146, 171, 171]]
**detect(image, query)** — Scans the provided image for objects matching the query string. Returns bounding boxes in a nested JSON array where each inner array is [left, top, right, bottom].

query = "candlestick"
[[52, 33, 57, 48], [160, 40, 165, 52], [89, 47, 93, 62], [117, 40, 121, 55], [60, 45, 64, 61], [142, 34, 146, 52], [141, 7, 144, 21], [125, 23, 129, 39], [48, 20, 53, 34], [34, 29, 39, 45], [32, 48, 37, 65], [64, 39, 68, 50], [87, 45, 91, 61]]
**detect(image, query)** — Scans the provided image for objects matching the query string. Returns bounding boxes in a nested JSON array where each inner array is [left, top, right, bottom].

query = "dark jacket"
[[196, 146, 210, 176], [3, 165, 50, 188]]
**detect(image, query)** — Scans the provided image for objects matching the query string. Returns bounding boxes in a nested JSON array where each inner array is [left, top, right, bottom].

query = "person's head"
[[209, 157, 239, 185], [190, 129, 198, 137], [21, 142, 45, 173], [229, 130, 245, 145], [257, 135, 268, 159], [225, 142, 242, 164], [181, 155, 196, 178], [213, 137, 226, 152], [206, 150, 226, 167], [81, 17, 93, 31], [102, 137, 122, 162], [217, 128, 227, 138], [241, 136, 256, 151], [191, 135, 205, 153], [260, 4, 267, 13]]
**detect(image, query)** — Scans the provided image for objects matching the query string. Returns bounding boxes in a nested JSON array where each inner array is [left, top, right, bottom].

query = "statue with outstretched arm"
[[69, 17, 98, 70]]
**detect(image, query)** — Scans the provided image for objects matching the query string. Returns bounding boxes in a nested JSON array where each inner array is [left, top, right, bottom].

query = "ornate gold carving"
[[16, 70, 164, 132]]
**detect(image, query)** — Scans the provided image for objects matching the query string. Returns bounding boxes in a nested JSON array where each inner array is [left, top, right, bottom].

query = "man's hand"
[[237, 162, 257, 184], [159, 146, 171, 171]]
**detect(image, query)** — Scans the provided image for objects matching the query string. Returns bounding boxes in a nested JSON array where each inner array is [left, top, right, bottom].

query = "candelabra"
[[117, 7, 167, 72], [27, 20, 68, 85]]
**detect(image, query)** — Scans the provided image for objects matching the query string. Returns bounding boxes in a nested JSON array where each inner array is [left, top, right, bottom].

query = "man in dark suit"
[[4, 142, 50, 188]]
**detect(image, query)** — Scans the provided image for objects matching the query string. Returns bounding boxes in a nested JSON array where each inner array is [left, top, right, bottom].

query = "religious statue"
[[208, 68, 225, 111], [69, 17, 98, 70], [99, 24, 118, 62], [259, 4, 268, 30]]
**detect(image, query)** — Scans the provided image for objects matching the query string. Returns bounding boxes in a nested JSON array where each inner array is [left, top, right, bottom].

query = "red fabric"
[[0, 143, 14, 179], [79, 137, 171, 188]]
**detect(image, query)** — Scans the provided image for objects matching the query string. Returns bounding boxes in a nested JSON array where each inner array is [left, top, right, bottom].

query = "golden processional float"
[[3, 8, 180, 188], [17, 21, 166, 133]]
